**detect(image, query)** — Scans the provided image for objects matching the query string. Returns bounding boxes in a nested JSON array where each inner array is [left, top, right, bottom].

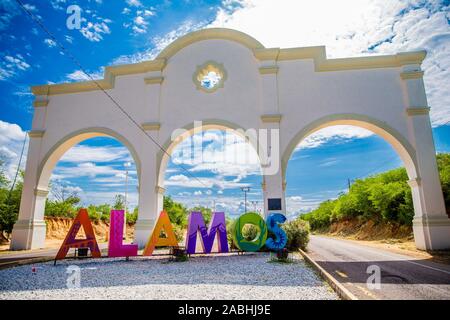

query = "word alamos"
[[55, 209, 287, 260]]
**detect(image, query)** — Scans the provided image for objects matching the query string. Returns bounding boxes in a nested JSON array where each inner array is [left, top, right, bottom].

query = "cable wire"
[[15, 0, 209, 188], [7, 131, 27, 201]]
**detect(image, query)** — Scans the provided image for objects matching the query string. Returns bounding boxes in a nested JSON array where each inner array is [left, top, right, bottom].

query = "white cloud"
[[59, 145, 132, 163], [208, 0, 450, 126], [23, 3, 37, 12], [65, 68, 104, 82], [126, 0, 142, 7], [44, 38, 57, 47], [285, 195, 324, 219], [170, 130, 261, 180], [1, 54, 31, 80], [296, 125, 374, 150], [165, 174, 250, 190], [50, 0, 66, 10], [65, 35, 74, 43], [115, 19, 208, 65], [80, 19, 111, 42], [132, 16, 148, 34], [0, 0, 21, 31]]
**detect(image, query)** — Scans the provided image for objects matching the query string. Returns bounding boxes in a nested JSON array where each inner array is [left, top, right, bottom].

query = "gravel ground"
[[0, 253, 338, 300]]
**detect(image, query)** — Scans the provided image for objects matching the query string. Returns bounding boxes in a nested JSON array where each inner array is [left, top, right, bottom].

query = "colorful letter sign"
[[232, 212, 268, 252], [185, 212, 229, 254], [265, 213, 288, 251], [55, 208, 101, 260], [143, 211, 178, 256], [108, 210, 138, 257], [56, 207, 289, 261]]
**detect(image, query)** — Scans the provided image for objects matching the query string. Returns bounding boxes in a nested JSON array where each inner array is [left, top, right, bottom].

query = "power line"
[[15, 0, 209, 189], [7, 131, 27, 201]]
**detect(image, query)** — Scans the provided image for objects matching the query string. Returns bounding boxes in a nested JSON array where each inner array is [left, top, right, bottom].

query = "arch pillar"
[[260, 116, 285, 217], [10, 132, 47, 250], [133, 132, 161, 249], [401, 65, 450, 250], [407, 112, 450, 250]]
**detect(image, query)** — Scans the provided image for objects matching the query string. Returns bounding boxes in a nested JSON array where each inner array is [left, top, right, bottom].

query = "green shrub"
[[282, 219, 310, 251], [126, 211, 138, 225], [88, 210, 101, 223], [100, 212, 110, 223], [241, 223, 259, 241], [172, 225, 185, 244]]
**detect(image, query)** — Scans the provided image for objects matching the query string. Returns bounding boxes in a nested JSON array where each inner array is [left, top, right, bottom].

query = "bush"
[[172, 225, 185, 244], [226, 219, 237, 250], [88, 210, 101, 223], [100, 212, 110, 223], [282, 219, 310, 251], [126, 210, 138, 225]]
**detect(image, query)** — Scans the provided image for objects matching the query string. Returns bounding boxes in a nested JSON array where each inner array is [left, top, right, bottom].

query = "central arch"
[[157, 119, 265, 189]]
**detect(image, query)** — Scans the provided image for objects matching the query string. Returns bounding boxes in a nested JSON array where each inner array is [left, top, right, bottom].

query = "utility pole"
[[251, 200, 258, 212], [347, 178, 351, 191], [241, 187, 250, 213]]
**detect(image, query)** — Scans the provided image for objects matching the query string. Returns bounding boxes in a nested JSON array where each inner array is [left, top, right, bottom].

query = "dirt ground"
[[0, 217, 134, 255]]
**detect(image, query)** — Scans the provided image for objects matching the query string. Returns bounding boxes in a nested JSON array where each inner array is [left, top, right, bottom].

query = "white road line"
[[312, 236, 450, 276]]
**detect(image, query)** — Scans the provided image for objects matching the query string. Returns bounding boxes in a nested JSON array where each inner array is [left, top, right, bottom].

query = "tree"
[[437, 153, 450, 215], [50, 183, 80, 202], [163, 196, 188, 227], [0, 163, 23, 239], [45, 195, 80, 218], [113, 194, 126, 210], [188, 205, 212, 225]]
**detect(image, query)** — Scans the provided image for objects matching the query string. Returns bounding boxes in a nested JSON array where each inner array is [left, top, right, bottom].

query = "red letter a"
[[55, 208, 101, 260]]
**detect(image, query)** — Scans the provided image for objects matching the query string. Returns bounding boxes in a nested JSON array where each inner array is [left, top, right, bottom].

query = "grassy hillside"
[[300, 153, 450, 232]]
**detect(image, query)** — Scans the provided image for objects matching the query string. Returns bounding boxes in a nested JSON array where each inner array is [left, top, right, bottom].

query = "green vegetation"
[[301, 153, 450, 231], [3, 153, 448, 247], [0, 160, 22, 240], [282, 219, 310, 251]]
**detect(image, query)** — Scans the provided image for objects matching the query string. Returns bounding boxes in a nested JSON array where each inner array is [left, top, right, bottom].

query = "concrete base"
[[134, 219, 156, 249], [413, 216, 450, 250], [9, 220, 46, 250]]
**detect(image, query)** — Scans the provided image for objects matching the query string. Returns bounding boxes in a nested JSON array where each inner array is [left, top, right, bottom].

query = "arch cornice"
[[281, 113, 419, 180], [31, 28, 426, 96], [156, 28, 265, 60]]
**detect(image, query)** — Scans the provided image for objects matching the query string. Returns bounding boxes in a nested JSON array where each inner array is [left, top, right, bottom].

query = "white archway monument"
[[11, 28, 450, 251]]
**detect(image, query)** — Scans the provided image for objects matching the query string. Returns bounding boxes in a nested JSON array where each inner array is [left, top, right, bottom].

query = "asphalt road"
[[307, 235, 450, 300]]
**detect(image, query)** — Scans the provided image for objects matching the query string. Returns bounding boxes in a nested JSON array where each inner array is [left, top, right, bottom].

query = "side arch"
[[37, 127, 142, 190], [281, 113, 418, 181]]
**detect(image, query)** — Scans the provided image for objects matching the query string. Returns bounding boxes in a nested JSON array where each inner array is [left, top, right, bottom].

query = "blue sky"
[[0, 0, 449, 218]]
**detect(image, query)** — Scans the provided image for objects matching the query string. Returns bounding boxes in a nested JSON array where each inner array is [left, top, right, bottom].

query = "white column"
[[408, 114, 450, 250], [401, 66, 450, 250], [10, 131, 47, 250], [256, 51, 286, 218], [133, 129, 161, 248], [261, 122, 285, 217]]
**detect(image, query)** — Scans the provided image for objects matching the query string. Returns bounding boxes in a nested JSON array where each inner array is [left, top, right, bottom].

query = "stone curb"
[[299, 248, 358, 300]]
